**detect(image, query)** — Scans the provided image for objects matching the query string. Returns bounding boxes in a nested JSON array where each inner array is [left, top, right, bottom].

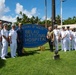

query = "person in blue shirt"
[[16, 23, 24, 56]]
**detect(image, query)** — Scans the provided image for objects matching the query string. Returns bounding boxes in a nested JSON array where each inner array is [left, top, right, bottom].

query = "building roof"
[[58, 24, 76, 29], [0, 20, 12, 25]]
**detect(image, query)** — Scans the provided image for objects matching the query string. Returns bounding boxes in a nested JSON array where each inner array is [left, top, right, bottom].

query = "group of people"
[[47, 25, 76, 52], [0, 20, 76, 59], [0, 21, 23, 60]]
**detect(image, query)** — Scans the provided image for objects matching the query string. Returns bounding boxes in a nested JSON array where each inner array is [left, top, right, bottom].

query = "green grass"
[[0, 43, 76, 75]]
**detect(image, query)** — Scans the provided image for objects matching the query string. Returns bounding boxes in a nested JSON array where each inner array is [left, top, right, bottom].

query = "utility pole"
[[60, 0, 63, 28], [52, 0, 56, 29], [60, 0, 66, 28], [45, 0, 47, 28]]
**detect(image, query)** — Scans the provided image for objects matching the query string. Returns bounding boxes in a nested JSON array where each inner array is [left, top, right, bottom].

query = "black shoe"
[[5, 55, 9, 58]]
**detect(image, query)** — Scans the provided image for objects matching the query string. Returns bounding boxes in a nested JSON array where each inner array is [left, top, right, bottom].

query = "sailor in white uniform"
[[60, 27, 67, 52], [9, 24, 17, 58], [66, 26, 71, 51], [71, 29, 74, 50], [1, 23, 9, 60], [53, 25, 60, 51], [71, 28, 76, 50]]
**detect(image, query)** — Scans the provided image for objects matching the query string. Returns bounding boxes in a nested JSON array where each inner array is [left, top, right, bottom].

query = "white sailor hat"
[[54, 24, 58, 26], [3, 23, 8, 26], [11, 23, 16, 27]]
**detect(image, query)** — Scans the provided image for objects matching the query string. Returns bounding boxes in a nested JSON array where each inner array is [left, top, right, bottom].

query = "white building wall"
[[58, 24, 76, 29]]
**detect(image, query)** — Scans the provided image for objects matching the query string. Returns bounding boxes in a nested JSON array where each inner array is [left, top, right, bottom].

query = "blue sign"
[[22, 24, 48, 48]]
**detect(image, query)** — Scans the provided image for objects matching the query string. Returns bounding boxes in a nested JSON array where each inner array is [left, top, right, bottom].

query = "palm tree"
[[56, 15, 61, 25], [22, 13, 28, 24]]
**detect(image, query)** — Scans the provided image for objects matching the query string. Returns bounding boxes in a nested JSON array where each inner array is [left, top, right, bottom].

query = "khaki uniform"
[[47, 31, 54, 41], [47, 31, 54, 51]]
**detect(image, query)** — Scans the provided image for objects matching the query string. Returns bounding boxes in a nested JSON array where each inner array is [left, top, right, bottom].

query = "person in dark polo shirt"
[[17, 23, 23, 56], [46, 26, 54, 52]]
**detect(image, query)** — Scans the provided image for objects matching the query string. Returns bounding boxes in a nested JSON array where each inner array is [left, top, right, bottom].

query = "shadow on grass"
[[0, 59, 6, 68], [7, 50, 40, 58], [23, 50, 40, 56]]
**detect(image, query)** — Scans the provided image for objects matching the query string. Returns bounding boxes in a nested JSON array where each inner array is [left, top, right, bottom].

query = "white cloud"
[[0, 0, 17, 22], [42, 16, 45, 20], [0, 0, 10, 17], [41, 16, 51, 21], [31, 8, 37, 15], [0, 2, 38, 22], [0, 0, 15, 22], [15, 3, 37, 18], [15, 3, 23, 14], [1, 15, 18, 22]]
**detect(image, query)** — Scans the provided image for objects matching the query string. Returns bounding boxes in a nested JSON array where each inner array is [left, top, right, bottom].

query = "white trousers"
[[71, 39, 74, 50], [0, 42, 2, 57], [62, 39, 67, 52], [10, 42, 17, 58], [54, 38, 59, 51], [74, 39, 76, 50], [66, 38, 71, 51], [1, 41, 8, 58], [61, 40, 63, 50]]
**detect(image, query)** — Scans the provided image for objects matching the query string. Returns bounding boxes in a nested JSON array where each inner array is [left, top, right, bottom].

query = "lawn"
[[0, 43, 76, 75]]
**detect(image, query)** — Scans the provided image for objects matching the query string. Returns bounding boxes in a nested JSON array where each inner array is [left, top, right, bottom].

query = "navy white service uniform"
[[1, 26, 9, 59], [71, 30, 74, 50], [66, 30, 71, 51], [9, 26, 17, 58], [60, 30, 67, 52], [71, 31, 76, 50], [53, 29, 60, 51]]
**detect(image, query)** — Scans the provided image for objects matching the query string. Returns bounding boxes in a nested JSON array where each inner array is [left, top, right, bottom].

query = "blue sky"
[[0, 0, 76, 22]]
